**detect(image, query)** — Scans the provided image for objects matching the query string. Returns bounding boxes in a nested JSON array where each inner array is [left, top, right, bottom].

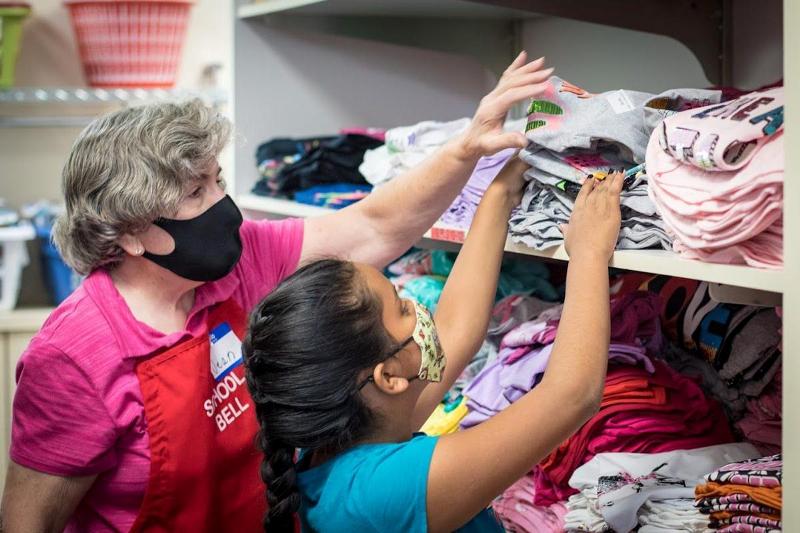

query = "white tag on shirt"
[[209, 322, 244, 381], [606, 90, 636, 114]]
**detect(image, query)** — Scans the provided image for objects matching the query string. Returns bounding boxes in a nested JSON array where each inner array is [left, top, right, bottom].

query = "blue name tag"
[[209, 322, 244, 381]]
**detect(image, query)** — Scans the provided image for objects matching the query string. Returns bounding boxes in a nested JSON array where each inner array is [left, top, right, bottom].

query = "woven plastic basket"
[[64, 0, 195, 88]]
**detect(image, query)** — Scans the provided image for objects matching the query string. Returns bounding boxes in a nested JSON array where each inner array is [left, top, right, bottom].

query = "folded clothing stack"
[[564, 444, 759, 533], [360, 119, 529, 229], [386, 249, 559, 311], [510, 76, 720, 251], [293, 183, 372, 209], [253, 136, 332, 196], [662, 286, 781, 410], [453, 294, 560, 396], [695, 454, 783, 532], [646, 87, 784, 268], [359, 118, 471, 186], [253, 133, 382, 197], [736, 371, 781, 456], [461, 291, 663, 429], [492, 473, 569, 533], [535, 361, 735, 506]]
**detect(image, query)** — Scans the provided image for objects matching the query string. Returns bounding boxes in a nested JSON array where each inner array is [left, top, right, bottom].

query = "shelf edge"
[[237, 195, 785, 294]]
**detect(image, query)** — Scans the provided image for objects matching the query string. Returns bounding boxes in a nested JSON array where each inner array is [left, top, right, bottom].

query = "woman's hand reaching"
[[458, 51, 553, 159]]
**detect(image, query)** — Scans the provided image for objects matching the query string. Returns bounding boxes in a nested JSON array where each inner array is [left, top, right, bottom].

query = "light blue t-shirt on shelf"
[[296, 433, 504, 532]]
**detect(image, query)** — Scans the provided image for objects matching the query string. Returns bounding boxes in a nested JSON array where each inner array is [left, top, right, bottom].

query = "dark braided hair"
[[243, 259, 402, 532]]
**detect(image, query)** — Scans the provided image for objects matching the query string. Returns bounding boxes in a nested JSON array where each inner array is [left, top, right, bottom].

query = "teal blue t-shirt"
[[296, 434, 504, 532]]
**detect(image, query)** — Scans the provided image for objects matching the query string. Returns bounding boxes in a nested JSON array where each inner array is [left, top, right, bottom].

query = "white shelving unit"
[[0, 87, 228, 128], [233, 0, 797, 526]]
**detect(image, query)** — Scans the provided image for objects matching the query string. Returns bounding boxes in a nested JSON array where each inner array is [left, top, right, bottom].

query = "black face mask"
[[143, 195, 244, 282]]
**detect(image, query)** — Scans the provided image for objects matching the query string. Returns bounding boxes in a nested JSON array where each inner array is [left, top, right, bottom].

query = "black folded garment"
[[253, 134, 383, 196]]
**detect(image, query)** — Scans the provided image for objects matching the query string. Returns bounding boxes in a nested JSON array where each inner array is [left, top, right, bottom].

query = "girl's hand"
[[562, 172, 623, 262], [485, 153, 529, 207], [458, 52, 553, 159]]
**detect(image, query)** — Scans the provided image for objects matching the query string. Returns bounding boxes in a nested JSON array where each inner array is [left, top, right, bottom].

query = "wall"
[[233, 16, 495, 195], [520, 0, 783, 93]]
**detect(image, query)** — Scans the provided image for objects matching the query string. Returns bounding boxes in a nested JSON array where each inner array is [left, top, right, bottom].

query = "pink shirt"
[[11, 218, 304, 532]]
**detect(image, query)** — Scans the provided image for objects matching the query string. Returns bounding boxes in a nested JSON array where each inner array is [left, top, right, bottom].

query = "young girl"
[[243, 157, 624, 532]]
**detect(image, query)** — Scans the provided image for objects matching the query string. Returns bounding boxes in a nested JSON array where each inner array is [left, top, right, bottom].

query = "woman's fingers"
[[504, 69, 555, 91], [510, 55, 546, 76], [503, 51, 530, 76], [496, 82, 552, 110]]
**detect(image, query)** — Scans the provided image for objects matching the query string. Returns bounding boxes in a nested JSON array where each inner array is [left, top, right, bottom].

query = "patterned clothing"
[[706, 455, 782, 488]]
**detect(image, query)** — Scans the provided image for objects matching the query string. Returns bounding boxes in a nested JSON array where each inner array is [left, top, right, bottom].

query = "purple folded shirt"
[[462, 343, 653, 428], [439, 148, 516, 228]]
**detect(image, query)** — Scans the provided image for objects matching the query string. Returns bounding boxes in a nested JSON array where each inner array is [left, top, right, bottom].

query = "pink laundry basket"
[[64, 0, 195, 88]]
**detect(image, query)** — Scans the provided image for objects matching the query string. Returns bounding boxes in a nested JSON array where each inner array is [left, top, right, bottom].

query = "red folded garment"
[[533, 361, 734, 505]]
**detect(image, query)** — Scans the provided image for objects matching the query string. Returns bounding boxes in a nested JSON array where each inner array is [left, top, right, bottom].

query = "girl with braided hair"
[[244, 161, 624, 532]]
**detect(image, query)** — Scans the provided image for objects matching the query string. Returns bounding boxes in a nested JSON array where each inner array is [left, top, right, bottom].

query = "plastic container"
[[36, 225, 80, 305], [0, 2, 31, 89], [64, 0, 195, 88], [0, 222, 35, 311]]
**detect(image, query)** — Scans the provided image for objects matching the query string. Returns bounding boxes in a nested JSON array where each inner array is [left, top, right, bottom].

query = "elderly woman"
[[0, 53, 550, 532]]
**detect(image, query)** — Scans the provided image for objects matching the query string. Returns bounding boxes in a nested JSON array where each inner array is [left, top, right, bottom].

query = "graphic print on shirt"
[[706, 454, 782, 488], [204, 322, 250, 432], [598, 462, 687, 500], [525, 100, 563, 133], [524, 79, 568, 133], [661, 92, 783, 170]]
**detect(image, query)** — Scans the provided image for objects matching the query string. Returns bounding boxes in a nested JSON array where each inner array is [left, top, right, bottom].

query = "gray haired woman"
[[1, 52, 551, 532]]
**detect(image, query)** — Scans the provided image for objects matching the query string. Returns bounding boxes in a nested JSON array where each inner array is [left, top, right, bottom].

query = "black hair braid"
[[243, 259, 401, 531], [256, 402, 300, 533]]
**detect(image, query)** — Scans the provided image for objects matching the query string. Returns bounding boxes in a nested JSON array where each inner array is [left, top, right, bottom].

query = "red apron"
[[130, 298, 265, 532]]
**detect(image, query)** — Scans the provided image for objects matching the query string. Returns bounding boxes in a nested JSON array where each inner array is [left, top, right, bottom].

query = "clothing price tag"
[[430, 226, 467, 243], [209, 322, 244, 381], [606, 90, 636, 114]]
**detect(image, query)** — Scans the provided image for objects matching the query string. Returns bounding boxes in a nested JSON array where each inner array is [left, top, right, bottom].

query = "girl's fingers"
[[609, 171, 624, 194], [576, 175, 596, 204]]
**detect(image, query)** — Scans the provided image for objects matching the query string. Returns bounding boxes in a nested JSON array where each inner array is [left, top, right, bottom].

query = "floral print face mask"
[[410, 301, 446, 383], [357, 301, 447, 391]]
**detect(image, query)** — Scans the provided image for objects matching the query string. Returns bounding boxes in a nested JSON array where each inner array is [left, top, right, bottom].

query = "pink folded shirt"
[[10, 218, 304, 533], [647, 127, 783, 267], [658, 86, 783, 171]]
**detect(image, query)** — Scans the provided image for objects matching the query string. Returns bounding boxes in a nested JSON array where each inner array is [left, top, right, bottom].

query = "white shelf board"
[[0, 87, 228, 128], [0, 308, 53, 332], [238, 193, 332, 217], [238, 194, 785, 294], [238, 0, 533, 19], [0, 87, 228, 106]]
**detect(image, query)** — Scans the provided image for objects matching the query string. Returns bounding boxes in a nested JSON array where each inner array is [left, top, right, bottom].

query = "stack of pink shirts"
[[646, 87, 784, 268]]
